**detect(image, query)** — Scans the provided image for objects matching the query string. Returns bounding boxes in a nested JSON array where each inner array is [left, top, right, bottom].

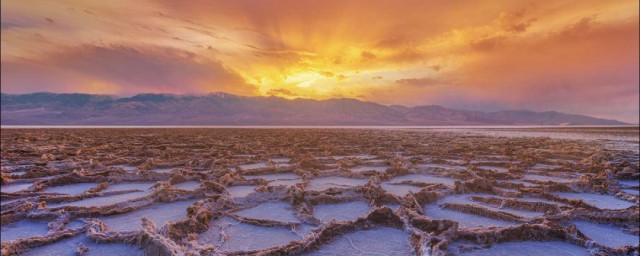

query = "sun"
[[284, 72, 326, 88]]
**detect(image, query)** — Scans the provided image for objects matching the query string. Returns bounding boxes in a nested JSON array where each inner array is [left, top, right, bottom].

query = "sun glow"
[[284, 72, 324, 88]]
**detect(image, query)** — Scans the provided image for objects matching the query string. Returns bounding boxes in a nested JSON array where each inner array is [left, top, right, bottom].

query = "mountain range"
[[0, 92, 627, 125]]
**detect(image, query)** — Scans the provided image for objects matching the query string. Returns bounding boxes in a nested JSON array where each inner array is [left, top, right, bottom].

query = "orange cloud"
[[2, 44, 256, 96]]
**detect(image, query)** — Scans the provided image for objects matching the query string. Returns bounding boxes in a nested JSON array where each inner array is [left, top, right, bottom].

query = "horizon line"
[[2, 125, 639, 129]]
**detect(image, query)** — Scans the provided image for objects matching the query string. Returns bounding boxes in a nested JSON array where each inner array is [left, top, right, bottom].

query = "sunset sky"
[[1, 0, 638, 122]]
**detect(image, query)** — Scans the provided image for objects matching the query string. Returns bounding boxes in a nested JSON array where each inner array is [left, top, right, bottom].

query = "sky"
[[1, 0, 638, 123]]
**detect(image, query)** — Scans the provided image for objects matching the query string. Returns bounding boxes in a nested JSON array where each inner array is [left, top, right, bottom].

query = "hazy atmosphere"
[[1, 0, 638, 123]]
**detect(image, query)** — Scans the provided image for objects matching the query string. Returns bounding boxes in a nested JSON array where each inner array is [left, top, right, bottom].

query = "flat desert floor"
[[1, 127, 638, 255]]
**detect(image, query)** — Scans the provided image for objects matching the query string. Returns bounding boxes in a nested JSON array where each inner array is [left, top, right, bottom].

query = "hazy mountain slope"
[[0, 92, 627, 125]]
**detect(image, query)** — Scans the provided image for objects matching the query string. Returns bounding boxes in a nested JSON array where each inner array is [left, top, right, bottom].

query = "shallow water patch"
[[102, 182, 156, 193], [618, 179, 639, 187], [1, 182, 32, 193], [313, 201, 372, 222], [100, 199, 199, 232], [530, 164, 560, 170], [51, 191, 150, 208], [572, 221, 639, 248], [351, 166, 388, 173], [41, 183, 99, 195], [197, 217, 311, 252], [234, 201, 300, 223], [1, 219, 50, 242], [227, 185, 258, 198], [305, 176, 368, 191], [424, 204, 518, 229], [381, 183, 422, 197], [523, 174, 576, 183], [243, 173, 302, 187], [151, 167, 175, 173], [450, 241, 588, 255], [331, 154, 376, 160], [438, 194, 544, 218], [553, 192, 636, 210], [304, 227, 414, 256], [621, 188, 639, 195], [21, 234, 143, 256], [112, 164, 137, 172], [271, 157, 290, 163]]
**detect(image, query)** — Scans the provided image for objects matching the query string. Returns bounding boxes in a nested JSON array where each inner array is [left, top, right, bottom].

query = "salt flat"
[[1, 127, 637, 255]]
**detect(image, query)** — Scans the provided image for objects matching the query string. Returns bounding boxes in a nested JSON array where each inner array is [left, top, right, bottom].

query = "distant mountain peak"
[[0, 92, 627, 126], [208, 92, 234, 98]]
